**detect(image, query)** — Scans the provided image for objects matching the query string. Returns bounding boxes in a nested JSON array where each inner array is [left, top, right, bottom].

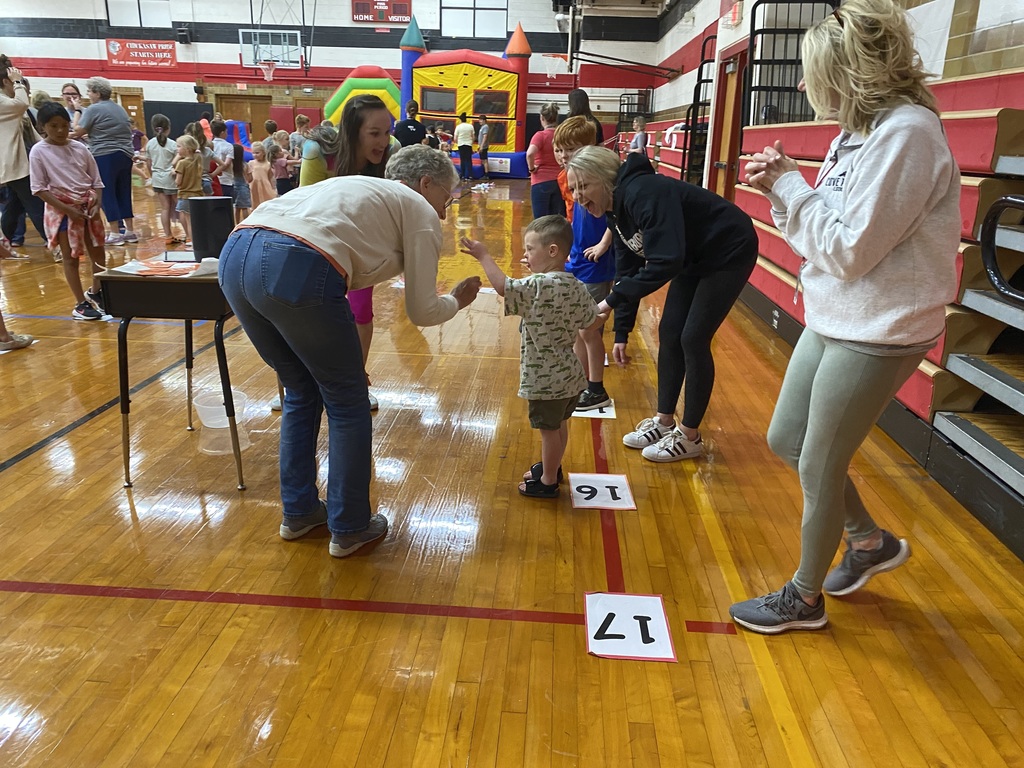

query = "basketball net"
[[542, 54, 569, 80], [258, 61, 277, 82]]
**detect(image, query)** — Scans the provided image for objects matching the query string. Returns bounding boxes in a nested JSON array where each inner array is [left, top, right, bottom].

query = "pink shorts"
[[348, 286, 374, 325]]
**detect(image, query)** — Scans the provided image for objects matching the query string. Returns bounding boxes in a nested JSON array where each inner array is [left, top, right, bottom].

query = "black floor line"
[[0, 325, 243, 475]]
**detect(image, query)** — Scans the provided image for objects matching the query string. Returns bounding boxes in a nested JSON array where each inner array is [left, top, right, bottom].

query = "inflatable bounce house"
[[402, 19, 531, 178], [324, 65, 402, 125], [224, 119, 253, 161]]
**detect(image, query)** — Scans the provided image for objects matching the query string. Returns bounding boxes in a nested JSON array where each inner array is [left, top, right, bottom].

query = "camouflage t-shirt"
[[504, 271, 598, 400]]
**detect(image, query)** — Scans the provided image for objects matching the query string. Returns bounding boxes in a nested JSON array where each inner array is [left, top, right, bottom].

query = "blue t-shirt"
[[567, 202, 615, 284]]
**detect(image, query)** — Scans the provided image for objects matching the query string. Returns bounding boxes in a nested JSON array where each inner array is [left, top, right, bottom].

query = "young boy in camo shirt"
[[460, 215, 604, 498]]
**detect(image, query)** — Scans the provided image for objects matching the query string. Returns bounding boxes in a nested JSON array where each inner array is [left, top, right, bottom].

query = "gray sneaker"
[[729, 581, 828, 634], [279, 499, 328, 540], [329, 514, 388, 558], [823, 530, 910, 597]]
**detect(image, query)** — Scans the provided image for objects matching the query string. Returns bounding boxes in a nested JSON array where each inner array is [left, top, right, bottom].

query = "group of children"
[[461, 115, 618, 498]]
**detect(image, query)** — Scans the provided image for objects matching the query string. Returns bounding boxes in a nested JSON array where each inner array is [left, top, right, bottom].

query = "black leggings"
[[1, 175, 46, 243], [656, 264, 756, 426], [458, 145, 473, 179]]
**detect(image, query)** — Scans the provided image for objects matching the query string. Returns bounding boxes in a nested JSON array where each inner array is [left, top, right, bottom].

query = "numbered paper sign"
[[584, 592, 677, 662], [568, 473, 636, 510], [571, 401, 617, 420]]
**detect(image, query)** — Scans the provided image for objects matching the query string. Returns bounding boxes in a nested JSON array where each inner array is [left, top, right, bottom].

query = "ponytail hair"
[[151, 113, 171, 147]]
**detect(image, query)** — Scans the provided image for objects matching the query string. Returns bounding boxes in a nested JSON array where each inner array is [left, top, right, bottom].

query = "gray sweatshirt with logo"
[[765, 102, 961, 346]]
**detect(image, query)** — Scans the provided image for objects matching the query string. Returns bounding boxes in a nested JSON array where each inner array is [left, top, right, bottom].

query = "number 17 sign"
[[585, 592, 677, 662], [568, 473, 636, 510]]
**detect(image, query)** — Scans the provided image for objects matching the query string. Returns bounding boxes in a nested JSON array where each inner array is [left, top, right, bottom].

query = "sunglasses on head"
[[831, 7, 845, 28]]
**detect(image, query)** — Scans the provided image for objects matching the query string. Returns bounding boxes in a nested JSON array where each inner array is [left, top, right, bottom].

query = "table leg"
[[185, 319, 195, 431], [214, 315, 246, 490], [277, 376, 285, 409], [118, 317, 134, 488]]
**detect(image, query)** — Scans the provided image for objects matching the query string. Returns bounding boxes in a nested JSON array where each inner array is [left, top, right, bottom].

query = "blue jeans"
[[218, 227, 372, 534], [530, 179, 565, 219]]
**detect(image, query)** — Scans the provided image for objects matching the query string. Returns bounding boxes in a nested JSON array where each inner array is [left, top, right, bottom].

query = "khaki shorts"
[[529, 394, 580, 431], [583, 281, 612, 304]]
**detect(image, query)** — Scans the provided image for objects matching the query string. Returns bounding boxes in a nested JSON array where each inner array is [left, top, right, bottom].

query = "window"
[[481, 121, 507, 144], [440, 0, 507, 39], [107, 0, 172, 28], [239, 29, 303, 68], [421, 88, 458, 114], [473, 91, 509, 116]]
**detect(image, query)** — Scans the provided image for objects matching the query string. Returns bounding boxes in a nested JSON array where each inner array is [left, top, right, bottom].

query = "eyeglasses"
[[62, 91, 78, 97], [831, 7, 845, 29], [444, 191, 455, 210]]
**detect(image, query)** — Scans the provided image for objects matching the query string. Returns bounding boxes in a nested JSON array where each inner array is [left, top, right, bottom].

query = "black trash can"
[[189, 196, 235, 261]]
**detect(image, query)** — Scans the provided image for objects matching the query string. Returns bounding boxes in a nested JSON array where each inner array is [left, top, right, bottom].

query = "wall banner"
[[106, 39, 177, 68]]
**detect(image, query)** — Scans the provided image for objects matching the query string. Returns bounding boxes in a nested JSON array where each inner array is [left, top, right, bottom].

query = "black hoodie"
[[606, 154, 757, 342]]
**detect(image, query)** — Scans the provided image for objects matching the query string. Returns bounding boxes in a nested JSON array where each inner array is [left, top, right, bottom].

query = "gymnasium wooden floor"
[[2, 180, 1024, 767]]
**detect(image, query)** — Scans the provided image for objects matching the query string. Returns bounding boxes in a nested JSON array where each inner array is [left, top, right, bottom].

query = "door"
[[216, 96, 273, 140], [292, 97, 323, 126], [119, 94, 145, 137], [710, 52, 746, 200]]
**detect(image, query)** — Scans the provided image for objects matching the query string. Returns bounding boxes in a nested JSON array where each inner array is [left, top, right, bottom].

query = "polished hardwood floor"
[[2, 179, 1024, 766]]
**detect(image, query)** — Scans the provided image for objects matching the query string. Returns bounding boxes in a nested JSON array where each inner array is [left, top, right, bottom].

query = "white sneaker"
[[270, 395, 282, 412], [369, 392, 379, 411], [641, 428, 703, 463], [622, 417, 675, 449]]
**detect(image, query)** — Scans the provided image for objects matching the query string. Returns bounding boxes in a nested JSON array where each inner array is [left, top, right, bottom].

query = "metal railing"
[[981, 195, 1024, 306], [742, 0, 837, 129], [682, 34, 716, 185]]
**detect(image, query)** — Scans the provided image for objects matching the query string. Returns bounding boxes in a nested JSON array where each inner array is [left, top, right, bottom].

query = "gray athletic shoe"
[[279, 499, 328, 540], [329, 514, 388, 558], [823, 530, 910, 597], [729, 581, 828, 634]]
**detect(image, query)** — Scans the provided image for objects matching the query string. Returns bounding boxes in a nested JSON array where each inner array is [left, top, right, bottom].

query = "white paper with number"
[[584, 592, 677, 662], [568, 473, 636, 510], [571, 401, 616, 420]]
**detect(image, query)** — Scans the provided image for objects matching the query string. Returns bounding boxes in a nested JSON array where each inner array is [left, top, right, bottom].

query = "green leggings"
[[767, 329, 925, 597]]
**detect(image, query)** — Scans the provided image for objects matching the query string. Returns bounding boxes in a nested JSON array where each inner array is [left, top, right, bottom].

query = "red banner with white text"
[[105, 39, 177, 68]]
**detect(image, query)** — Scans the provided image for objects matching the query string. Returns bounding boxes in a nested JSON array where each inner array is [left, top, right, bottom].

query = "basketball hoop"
[[258, 60, 277, 82], [542, 54, 568, 80]]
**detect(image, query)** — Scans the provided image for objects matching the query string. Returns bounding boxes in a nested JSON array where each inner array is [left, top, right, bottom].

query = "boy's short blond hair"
[[526, 215, 573, 258], [553, 115, 596, 150]]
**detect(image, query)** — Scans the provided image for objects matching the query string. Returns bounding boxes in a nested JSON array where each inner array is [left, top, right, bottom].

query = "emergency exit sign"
[[352, 0, 411, 23]]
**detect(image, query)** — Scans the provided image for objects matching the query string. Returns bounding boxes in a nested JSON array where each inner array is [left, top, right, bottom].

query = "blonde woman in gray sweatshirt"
[[730, 0, 960, 634]]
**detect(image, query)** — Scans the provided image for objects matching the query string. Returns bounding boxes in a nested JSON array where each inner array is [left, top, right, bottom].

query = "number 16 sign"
[[568, 473, 636, 510]]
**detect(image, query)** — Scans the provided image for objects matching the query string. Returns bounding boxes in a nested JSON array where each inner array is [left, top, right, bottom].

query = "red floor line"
[[0, 580, 585, 626], [591, 419, 626, 592]]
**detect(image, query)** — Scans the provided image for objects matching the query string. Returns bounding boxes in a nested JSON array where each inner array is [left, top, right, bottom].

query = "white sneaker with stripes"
[[622, 417, 675, 449], [641, 428, 703, 463]]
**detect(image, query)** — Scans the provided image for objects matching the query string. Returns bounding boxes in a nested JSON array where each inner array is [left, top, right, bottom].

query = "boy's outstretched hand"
[[459, 236, 488, 262]]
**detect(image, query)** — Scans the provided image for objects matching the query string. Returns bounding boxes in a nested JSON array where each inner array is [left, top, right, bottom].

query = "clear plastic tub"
[[194, 390, 247, 429]]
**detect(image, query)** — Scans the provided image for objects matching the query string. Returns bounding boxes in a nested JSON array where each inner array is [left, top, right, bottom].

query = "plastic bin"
[[194, 389, 247, 428]]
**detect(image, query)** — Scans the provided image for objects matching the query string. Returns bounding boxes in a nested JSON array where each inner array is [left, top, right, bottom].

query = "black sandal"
[[523, 462, 564, 484], [518, 478, 560, 498]]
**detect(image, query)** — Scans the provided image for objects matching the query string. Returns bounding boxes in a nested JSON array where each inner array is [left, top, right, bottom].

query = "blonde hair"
[[526, 215, 573, 258], [553, 115, 596, 149], [176, 134, 198, 152], [633, 116, 646, 130], [802, 0, 937, 135], [565, 146, 622, 201], [274, 129, 290, 143]]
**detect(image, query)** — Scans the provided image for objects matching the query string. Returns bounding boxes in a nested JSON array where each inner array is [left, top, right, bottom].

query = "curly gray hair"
[[385, 144, 458, 189], [85, 76, 113, 100]]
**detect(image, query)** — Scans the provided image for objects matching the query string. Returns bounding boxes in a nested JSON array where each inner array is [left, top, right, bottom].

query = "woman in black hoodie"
[[566, 146, 757, 463]]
